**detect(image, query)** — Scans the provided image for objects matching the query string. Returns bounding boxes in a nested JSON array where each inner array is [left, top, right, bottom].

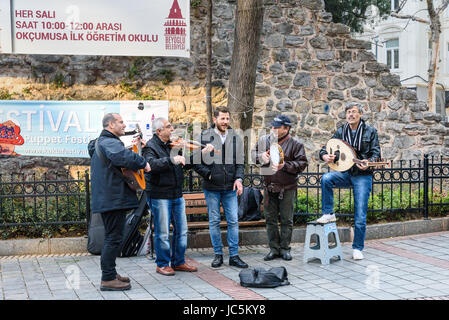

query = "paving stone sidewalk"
[[1, 231, 449, 300]]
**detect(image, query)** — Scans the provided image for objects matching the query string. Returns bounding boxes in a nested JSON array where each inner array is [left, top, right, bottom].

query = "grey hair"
[[345, 102, 363, 113], [153, 117, 167, 132], [102, 113, 119, 128]]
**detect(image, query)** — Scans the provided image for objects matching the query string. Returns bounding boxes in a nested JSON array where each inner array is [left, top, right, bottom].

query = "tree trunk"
[[206, 0, 213, 126], [427, 0, 440, 113], [227, 0, 264, 130]]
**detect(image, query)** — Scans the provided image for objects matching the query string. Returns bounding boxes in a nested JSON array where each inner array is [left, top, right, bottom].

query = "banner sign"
[[0, 0, 190, 57], [0, 100, 169, 158]]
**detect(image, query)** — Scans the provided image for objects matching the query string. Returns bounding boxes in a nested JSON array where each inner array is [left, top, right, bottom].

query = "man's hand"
[[272, 162, 285, 171], [173, 155, 186, 166], [202, 143, 215, 154], [323, 154, 336, 164], [144, 162, 151, 172], [356, 159, 369, 170], [233, 179, 243, 196], [261, 151, 270, 164]]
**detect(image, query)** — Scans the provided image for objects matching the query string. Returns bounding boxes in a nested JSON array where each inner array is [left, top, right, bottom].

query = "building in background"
[[355, 0, 449, 118]]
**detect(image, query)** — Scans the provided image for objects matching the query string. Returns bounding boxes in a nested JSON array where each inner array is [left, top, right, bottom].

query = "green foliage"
[[324, 0, 391, 33], [52, 73, 65, 88], [0, 89, 13, 100], [191, 0, 202, 8], [158, 69, 174, 85], [128, 57, 145, 80], [22, 87, 32, 95], [0, 179, 88, 239], [294, 186, 449, 225]]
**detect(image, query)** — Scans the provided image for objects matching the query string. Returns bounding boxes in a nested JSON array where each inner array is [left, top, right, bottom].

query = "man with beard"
[[318, 102, 381, 260], [193, 107, 248, 269], [251, 115, 308, 261]]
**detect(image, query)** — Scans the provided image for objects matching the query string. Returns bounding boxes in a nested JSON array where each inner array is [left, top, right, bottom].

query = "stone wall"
[[0, 0, 448, 173]]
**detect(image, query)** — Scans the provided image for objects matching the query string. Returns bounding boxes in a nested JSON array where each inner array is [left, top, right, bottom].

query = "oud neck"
[[353, 158, 388, 167]]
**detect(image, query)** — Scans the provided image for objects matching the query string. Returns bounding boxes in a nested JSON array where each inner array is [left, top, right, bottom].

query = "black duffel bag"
[[239, 266, 290, 288]]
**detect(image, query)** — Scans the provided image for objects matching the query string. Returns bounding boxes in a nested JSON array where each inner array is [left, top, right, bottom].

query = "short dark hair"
[[213, 106, 230, 118]]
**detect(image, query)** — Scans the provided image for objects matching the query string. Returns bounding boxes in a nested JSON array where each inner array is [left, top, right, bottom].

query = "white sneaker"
[[316, 214, 336, 224], [353, 249, 364, 260]]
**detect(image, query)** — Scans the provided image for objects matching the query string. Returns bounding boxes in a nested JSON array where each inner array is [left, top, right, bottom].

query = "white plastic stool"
[[303, 221, 342, 265]]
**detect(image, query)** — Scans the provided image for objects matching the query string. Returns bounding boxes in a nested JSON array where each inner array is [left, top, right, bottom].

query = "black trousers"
[[264, 189, 296, 255], [100, 209, 126, 281]]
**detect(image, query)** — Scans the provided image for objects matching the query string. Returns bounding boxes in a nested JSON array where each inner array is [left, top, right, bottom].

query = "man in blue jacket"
[[194, 107, 248, 269], [88, 113, 151, 291]]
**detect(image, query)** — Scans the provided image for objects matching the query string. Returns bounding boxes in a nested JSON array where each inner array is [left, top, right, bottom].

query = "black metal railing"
[[0, 170, 89, 238], [1, 155, 448, 236]]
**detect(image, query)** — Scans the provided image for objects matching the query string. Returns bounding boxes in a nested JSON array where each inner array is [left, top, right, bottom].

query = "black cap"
[[270, 115, 292, 128]]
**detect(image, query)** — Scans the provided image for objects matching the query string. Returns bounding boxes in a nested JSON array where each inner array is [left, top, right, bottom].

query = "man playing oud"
[[318, 102, 380, 260]]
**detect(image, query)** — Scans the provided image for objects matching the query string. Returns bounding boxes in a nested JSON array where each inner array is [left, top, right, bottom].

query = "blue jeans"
[[321, 171, 373, 251], [148, 197, 188, 268], [204, 189, 239, 257]]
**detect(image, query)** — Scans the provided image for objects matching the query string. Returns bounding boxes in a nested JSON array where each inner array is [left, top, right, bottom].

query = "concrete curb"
[[1, 217, 448, 256]]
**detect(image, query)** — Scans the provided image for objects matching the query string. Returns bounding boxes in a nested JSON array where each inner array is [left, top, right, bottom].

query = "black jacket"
[[142, 134, 192, 199], [88, 130, 147, 214], [319, 123, 381, 176], [193, 125, 245, 191]]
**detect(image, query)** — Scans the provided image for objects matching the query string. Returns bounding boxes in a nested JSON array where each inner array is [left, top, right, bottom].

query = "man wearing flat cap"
[[251, 115, 308, 261]]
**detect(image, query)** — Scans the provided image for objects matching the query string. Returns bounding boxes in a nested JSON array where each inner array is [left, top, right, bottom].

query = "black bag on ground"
[[237, 187, 263, 221], [87, 213, 105, 255], [118, 192, 150, 257], [239, 266, 290, 288]]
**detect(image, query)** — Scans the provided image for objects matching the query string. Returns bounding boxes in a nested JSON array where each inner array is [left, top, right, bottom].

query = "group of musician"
[[89, 102, 380, 291]]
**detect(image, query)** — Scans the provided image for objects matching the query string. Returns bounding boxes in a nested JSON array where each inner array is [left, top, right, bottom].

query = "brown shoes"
[[156, 266, 175, 276], [156, 264, 197, 275], [173, 263, 198, 272], [100, 278, 131, 291], [116, 274, 130, 283]]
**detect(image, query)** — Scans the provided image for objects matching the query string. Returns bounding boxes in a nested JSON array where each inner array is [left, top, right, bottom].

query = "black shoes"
[[211, 254, 223, 268], [264, 251, 280, 261], [282, 251, 292, 261], [211, 254, 249, 268], [229, 255, 248, 268]]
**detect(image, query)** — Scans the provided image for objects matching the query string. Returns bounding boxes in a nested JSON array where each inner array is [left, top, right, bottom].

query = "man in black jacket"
[[318, 102, 381, 260], [194, 107, 248, 269], [88, 113, 151, 291], [143, 117, 198, 276]]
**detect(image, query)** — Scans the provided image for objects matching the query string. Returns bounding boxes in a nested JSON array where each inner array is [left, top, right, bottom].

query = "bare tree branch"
[[390, 12, 429, 24], [436, 0, 449, 15]]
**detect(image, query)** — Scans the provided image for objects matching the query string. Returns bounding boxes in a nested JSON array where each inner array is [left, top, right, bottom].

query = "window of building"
[[391, 0, 399, 11], [386, 38, 399, 70]]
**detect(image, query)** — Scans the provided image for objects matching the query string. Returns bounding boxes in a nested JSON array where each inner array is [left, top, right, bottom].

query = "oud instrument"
[[326, 139, 390, 172]]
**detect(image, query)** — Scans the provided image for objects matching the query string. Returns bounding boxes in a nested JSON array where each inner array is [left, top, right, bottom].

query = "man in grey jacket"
[[252, 115, 308, 261]]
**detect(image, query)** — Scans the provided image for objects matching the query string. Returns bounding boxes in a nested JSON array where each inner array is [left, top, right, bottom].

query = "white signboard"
[[0, 0, 190, 57], [0, 100, 169, 158]]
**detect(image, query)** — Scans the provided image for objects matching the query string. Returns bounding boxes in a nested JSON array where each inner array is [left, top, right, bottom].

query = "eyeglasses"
[[346, 110, 360, 115], [164, 124, 173, 129]]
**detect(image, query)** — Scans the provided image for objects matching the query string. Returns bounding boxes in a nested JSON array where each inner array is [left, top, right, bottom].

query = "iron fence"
[[0, 155, 448, 233], [0, 170, 89, 230]]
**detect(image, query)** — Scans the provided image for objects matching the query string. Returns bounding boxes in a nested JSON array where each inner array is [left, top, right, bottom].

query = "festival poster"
[[0, 0, 190, 57], [0, 100, 169, 158]]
